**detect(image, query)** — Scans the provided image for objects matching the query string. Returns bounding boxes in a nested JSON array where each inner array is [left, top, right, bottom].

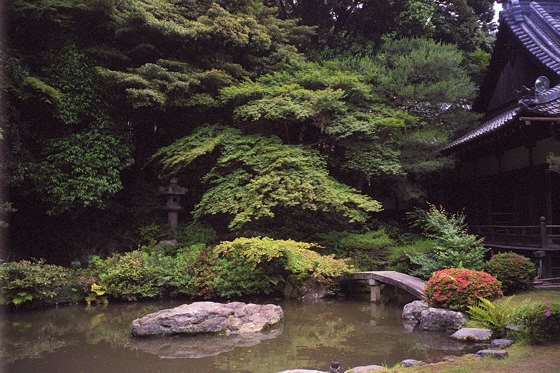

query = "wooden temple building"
[[439, 0, 560, 279]]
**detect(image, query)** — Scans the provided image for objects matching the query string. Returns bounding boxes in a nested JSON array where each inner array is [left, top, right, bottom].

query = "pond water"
[[1, 298, 477, 372]]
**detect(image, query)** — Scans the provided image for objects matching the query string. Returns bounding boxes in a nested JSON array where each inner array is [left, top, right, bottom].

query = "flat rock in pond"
[[450, 327, 492, 342], [130, 301, 283, 337]]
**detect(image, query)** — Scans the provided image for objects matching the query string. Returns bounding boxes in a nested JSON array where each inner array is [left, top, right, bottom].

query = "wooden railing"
[[470, 217, 560, 250]]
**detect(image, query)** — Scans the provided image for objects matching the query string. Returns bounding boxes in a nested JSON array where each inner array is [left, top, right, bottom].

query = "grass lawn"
[[495, 289, 560, 306], [392, 344, 560, 373], [378, 289, 560, 373]]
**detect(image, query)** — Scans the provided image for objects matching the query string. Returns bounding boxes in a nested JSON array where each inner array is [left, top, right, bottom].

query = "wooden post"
[[369, 279, 381, 303], [540, 216, 547, 248]]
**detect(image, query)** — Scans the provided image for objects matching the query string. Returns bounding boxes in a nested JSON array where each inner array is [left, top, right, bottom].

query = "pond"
[[1, 298, 477, 372]]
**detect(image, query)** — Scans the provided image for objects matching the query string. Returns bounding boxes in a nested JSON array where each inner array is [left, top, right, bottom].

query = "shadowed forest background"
[[2, 0, 497, 264]]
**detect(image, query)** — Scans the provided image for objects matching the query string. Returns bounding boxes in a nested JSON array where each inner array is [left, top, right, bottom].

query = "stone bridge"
[[342, 271, 426, 303]]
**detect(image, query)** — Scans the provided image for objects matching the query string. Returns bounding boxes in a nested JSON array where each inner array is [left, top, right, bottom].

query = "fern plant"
[[467, 296, 514, 338]]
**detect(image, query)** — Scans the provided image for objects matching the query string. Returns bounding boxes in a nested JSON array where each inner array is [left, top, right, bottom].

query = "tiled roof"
[[444, 83, 560, 151], [521, 83, 560, 114], [443, 106, 520, 151], [503, 1, 560, 75], [444, 1, 560, 152]]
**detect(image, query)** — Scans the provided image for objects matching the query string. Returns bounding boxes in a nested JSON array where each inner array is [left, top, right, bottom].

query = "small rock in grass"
[[464, 353, 485, 360], [344, 365, 384, 372], [400, 359, 421, 367], [450, 327, 492, 342], [476, 349, 508, 359], [490, 338, 513, 348]]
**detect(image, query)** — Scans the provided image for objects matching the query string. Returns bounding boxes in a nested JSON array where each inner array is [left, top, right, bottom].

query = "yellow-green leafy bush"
[[210, 237, 353, 298]]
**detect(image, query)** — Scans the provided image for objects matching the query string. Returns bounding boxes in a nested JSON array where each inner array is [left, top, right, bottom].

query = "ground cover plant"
[[424, 267, 502, 311], [510, 300, 560, 345]]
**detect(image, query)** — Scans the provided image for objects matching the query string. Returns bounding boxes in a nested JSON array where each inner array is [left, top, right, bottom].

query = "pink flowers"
[[424, 268, 502, 311]]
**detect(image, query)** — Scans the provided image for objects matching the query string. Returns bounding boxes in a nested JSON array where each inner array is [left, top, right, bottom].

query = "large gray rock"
[[344, 365, 384, 372], [419, 308, 466, 331], [402, 300, 429, 321], [130, 301, 283, 337], [450, 328, 492, 342]]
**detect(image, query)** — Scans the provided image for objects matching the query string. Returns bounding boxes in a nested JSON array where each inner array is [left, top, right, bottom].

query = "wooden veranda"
[[470, 216, 560, 279]]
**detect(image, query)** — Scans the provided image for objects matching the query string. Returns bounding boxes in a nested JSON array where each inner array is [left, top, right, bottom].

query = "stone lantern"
[[159, 178, 187, 231]]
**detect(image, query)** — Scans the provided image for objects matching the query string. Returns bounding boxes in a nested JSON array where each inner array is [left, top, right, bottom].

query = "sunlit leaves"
[[153, 125, 381, 229]]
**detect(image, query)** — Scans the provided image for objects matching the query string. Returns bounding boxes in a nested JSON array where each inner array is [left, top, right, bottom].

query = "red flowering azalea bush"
[[485, 252, 536, 294], [424, 268, 503, 311]]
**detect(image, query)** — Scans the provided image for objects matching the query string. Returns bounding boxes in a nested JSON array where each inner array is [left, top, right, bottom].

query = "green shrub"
[[424, 268, 503, 311], [408, 205, 488, 279], [511, 301, 560, 344], [174, 222, 218, 247], [467, 296, 514, 338], [137, 222, 217, 250], [317, 229, 414, 272], [0, 260, 76, 307], [210, 237, 353, 298], [97, 251, 165, 301], [485, 252, 536, 294]]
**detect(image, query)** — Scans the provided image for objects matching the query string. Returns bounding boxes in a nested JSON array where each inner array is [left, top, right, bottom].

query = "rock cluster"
[[130, 301, 283, 337], [402, 300, 466, 331]]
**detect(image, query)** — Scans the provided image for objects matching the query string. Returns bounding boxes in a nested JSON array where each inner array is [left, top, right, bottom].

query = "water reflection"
[[2, 299, 478, 373], [131, 325, 284, 358]]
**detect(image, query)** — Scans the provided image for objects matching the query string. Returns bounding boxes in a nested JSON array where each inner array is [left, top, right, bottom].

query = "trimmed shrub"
[[96, 251, 165, 301], [316, 229, 417, 273], [511, 301, 560, 344], [0, 259, 77, 307], [210, 237, 353, 298], [424, 268, 503, 311], [485, 252, 536, 294]]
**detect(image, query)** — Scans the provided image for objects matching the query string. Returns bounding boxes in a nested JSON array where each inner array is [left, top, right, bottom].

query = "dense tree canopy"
[[3, 0, 491, 261]]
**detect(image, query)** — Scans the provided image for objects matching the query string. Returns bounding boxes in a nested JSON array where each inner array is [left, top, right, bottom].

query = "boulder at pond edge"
[[130, 301, 283, 337]]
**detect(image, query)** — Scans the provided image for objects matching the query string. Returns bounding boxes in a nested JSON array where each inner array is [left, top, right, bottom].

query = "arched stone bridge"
[[342, 271, 426, 303]]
